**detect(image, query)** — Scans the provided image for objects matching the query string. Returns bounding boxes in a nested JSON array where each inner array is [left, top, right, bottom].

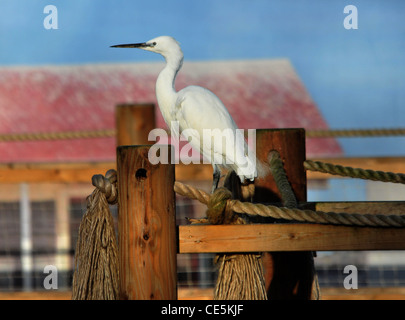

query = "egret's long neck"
[[156, 53, 183, 125]]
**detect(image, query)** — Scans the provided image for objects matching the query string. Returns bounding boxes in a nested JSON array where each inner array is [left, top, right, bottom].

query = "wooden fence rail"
[[178, 223, 405, 253]]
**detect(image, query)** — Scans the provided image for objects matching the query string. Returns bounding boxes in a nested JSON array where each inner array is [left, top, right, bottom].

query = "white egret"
[[111, 36, 264, 193]]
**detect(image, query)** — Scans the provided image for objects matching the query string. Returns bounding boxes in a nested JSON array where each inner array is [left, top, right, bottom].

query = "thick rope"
[[306, 128, 405, 138], [206, 187, 235, 225], [304, 160, 405, 184], [268, 150, 297, 208], [1, 127, 404, 142], [0, 129, 116, 142], [174, 181, 405, 227], [214, 253, 267, 300], [72, 169, 119, 300], [210, 171, 267, 300]]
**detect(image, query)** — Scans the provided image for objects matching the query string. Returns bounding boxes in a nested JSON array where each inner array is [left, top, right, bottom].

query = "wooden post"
[[116, 103, 156, 146], [254, 129, 306, 203], [117, 145, 177, 300], [254, 129, 316, 300]]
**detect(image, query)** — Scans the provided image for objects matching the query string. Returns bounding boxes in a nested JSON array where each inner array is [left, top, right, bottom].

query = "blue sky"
[[1, 0, 405, 157]]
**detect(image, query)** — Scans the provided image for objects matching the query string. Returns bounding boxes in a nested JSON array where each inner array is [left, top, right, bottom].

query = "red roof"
[[0, 59, 341, 163]]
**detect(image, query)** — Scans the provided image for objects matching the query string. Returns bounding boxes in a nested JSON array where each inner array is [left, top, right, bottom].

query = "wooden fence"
[[1, 103, 405, 300], [113, 104, 405, 300]]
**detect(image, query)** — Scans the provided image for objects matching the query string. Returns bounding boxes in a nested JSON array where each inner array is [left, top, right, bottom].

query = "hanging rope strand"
[[72, 169, 119, 300]]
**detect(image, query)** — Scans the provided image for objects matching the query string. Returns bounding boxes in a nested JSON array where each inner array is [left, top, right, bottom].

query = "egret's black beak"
[[110, 42, 151, 48]]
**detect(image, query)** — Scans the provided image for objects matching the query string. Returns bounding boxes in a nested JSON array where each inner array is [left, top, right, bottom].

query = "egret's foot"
[[241, 181, 255, 202], [211, 170, 221, 194]]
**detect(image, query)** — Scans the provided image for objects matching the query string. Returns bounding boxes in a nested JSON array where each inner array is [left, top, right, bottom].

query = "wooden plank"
[[320, 287, 405, 300], [0, 291, 72, 300], [315, 201, 405, 215], [0, 162, 116, 183], [0, 162, 210, 183], [180, 287, 405, 300], [2, 287, 405, 300], [179, 287, 405, 300], [178, 224, 405, 253], [117, 145, 177, 300], [0, 156, 404, 183]]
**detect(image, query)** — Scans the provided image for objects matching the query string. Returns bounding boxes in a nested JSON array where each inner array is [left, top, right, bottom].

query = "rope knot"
[[91, 169, 118, 204], [207, 187, 234, 224]]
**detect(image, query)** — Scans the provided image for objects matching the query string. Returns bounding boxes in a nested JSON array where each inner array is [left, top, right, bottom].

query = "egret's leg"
[[211, 164, 221, 193]]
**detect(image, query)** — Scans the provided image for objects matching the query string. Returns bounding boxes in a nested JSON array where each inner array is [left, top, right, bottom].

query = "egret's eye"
[[152, 42, 157, 46]]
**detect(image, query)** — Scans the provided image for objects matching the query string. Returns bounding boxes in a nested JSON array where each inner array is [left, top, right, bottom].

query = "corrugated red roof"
[[0, 59, 341, 163]]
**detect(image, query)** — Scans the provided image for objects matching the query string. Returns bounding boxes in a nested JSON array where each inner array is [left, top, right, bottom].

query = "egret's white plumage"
[[112, 36, 263, 192]]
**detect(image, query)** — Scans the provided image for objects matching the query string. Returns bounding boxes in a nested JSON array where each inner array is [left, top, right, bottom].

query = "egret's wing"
[[174, 86, 257, 180], [174, 86, 237, 133], [174, 86, 235, 163]]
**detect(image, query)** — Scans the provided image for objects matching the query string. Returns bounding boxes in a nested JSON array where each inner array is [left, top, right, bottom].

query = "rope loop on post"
[[91, 169, 118, 205], [72, 169, 119, 300], [206, 187, 233, 225]]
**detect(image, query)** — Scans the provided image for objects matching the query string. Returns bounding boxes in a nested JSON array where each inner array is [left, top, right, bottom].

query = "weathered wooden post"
[[254, 128, 316, 299], [117, 145, 177, 300], [116, 103, 156, 146], [115, 103, 177, 300]]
